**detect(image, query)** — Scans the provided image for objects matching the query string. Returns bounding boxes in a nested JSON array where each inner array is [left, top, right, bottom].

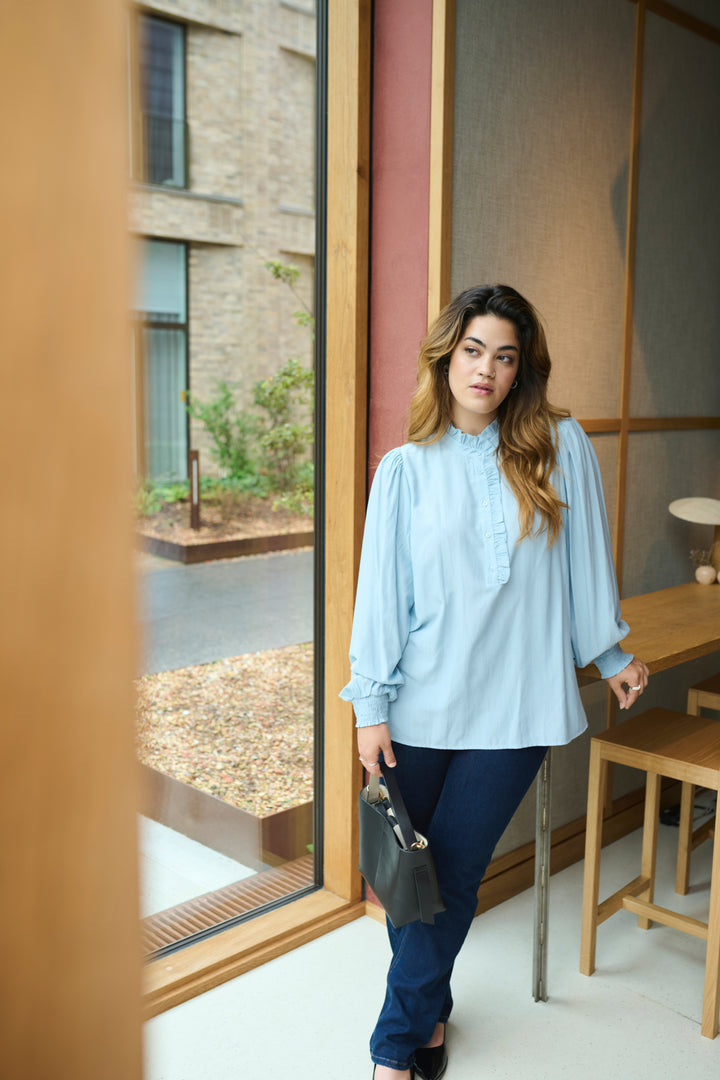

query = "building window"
[[139, 16, 187, 188], [134, 239, 188, 480]]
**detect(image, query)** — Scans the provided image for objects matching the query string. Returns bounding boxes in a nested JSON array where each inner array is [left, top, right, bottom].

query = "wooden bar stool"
[[580, 707, 720, 1038], [676, 673, 720, 895]]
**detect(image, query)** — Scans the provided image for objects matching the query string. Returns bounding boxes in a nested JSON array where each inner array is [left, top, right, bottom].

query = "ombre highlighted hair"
[[408, 284, 569, 545]]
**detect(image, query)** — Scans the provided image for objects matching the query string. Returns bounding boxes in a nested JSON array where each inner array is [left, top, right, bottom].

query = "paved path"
[[137, 548, 313, 675]]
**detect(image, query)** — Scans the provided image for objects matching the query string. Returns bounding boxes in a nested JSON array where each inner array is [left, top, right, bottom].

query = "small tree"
[[186, 259, 315, 514], [185, 381, 258, 486], [253, 358, 314, 495], [262, 259, 315, 514]]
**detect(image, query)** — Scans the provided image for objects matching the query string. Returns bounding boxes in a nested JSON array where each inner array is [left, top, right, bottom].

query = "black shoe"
[[414, 1042, 448, 1080], [372, 1067, 416, 1079]]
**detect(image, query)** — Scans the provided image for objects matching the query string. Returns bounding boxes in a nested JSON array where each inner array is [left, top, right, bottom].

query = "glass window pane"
[[139, 16, 186, 187], [132, 3, 321, 958]]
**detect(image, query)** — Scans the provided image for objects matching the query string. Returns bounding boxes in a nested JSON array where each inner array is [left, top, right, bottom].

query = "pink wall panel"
[[368, 0, 433, 476]]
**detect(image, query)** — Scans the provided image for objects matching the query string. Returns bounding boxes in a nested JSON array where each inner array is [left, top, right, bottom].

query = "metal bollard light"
[[189, 449, 201, 530]]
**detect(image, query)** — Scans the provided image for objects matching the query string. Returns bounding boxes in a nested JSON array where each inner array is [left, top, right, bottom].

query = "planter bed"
[[137, 496, 313, 563], [138, 528, 313, 564], [140, 764, 313, 869]]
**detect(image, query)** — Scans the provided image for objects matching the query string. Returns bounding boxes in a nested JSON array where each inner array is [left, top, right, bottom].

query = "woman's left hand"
[[606, 658, 650, 710]]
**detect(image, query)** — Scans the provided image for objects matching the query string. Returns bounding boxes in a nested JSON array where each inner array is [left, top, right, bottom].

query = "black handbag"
[[358, 766, 445, 929]]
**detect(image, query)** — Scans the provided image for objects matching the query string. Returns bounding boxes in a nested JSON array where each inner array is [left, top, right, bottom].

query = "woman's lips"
[[470, 384, 493, 394]]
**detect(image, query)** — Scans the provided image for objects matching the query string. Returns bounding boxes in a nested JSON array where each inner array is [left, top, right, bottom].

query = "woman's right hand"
[[357, 723, 396, 777]]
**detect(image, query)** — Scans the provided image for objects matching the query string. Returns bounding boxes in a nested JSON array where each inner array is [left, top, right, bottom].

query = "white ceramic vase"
[[694, 564, 716, 585]]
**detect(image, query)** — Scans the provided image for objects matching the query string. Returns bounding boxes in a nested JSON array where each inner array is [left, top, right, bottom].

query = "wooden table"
[[532, 582, 720, 1001], [582, 583, 720, 679]]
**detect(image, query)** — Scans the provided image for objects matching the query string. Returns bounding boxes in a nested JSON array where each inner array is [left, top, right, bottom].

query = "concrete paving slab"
[[137, 548, 313, 674]]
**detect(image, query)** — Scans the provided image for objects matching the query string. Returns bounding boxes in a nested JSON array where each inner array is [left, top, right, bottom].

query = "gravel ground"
[[136, 643, 313, 816]]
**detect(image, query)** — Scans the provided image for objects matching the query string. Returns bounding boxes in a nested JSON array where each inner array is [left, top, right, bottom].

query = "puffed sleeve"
[[339, 448, 414, 726], [556, 419, 632, 678]]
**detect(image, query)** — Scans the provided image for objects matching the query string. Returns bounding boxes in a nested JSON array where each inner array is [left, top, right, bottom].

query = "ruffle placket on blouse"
[[444, 421, 511, 585]]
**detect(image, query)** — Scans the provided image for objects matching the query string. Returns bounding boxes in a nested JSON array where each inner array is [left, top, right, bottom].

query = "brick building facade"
[[129, 0, 316, 479]]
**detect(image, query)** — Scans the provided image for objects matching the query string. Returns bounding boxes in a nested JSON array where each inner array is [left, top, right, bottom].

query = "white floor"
[[139, 816, 256, 918], [144, 823, 719, 1080]]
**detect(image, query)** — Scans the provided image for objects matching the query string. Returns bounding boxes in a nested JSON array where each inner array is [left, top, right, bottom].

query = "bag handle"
[[368, 767, 418, 851]]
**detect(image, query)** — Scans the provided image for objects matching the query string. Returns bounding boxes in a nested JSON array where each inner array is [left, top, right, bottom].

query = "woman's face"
[[447, 314, 520, 435]]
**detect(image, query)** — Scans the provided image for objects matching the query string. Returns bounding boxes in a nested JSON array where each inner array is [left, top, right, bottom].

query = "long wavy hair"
[[407, 285, 569, 545]]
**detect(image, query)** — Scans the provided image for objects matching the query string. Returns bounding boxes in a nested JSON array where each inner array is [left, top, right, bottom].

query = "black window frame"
[[136, 13, 189, 190]]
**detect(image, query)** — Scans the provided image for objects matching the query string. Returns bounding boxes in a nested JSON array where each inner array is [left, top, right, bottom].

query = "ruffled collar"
[[444, 418, 500, 455]]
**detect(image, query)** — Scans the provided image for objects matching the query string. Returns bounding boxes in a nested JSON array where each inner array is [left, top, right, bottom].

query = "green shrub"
[[154, 481, 189, 505], [273, 461, 314, 517], [134, 479, 189, 517], [183, 260, 315, 516], [185, 381, 257, 485], [134, 479, 162, 517], [252, 358, 314, 494]]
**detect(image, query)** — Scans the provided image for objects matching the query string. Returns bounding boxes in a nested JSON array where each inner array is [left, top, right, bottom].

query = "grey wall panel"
[[452, 0, 634, 419], [622, 429, 720, 597], [590, 432, 619, 541], [629, 14, 720, 418]]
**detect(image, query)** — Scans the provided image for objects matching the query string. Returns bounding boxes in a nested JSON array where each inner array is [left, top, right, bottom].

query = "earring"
[[511, 380, 518, 389]]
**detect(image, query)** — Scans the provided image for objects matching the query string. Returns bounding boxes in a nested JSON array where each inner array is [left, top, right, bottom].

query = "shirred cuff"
[[351, 694, 390, 727], [594, 643, 633, 680]]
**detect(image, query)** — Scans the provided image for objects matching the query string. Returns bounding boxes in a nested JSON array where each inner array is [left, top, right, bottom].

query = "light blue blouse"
[[339, 417, 631, 749]]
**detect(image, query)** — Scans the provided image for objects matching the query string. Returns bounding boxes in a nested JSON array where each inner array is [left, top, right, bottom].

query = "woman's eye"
[[498, 354, 513, 364]]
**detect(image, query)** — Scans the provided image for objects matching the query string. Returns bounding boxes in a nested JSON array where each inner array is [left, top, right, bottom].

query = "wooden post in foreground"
[[0, 3, 143, 1077]]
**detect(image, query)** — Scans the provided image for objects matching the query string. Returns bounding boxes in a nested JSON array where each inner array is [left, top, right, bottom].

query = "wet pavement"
[[137, 548, 313, 675]]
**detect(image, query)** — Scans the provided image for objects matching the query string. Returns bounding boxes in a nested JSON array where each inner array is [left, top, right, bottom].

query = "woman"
[[340, 285, 649, 1079]]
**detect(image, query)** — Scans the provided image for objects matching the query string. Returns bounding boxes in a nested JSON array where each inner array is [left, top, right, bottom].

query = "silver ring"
[[359, 757, 378, 766], [629, 684, 642, 691]]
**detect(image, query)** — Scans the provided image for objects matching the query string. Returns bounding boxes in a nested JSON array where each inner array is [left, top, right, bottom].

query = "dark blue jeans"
[[370, 742, 547, 1070]]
